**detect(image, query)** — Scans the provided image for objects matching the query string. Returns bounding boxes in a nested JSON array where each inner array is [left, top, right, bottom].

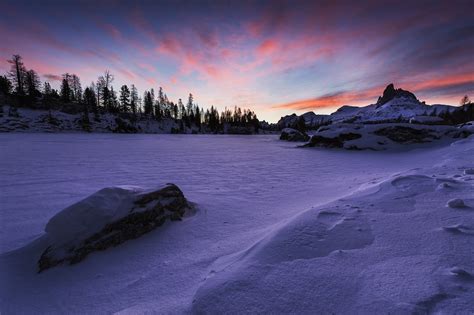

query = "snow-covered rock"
[[277, 112, 329, 130], [279, 128, 310, 142], [303, 122, 473, 150], [38, 184, 192, 272]]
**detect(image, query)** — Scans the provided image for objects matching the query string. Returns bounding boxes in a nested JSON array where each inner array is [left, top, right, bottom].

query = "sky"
[[0, 0, 473, 122]]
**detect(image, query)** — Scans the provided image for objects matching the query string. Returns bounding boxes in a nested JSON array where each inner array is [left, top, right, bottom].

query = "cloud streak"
[[0, 1, 472, 121]]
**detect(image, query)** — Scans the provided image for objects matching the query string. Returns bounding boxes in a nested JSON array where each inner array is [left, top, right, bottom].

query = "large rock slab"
[[38, 184, 192, 272]]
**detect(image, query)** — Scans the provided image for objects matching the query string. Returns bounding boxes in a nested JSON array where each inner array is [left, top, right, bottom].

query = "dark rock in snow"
[[376, 83, 419, 106], [38, 184, 192, 272], [280, 128, 310, 142], [373, 126, 439, 144], [304, 132, 362, 148]]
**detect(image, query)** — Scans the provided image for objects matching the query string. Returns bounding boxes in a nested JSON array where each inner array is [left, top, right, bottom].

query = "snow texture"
[[1, 134, 473, 313]]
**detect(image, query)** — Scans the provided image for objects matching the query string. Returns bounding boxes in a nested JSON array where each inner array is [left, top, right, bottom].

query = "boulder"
[[280, 128, 310, 142], [38, 184, 192, 272]]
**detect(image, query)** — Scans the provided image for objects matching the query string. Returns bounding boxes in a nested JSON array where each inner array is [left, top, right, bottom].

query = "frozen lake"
[[1, 133, 438, 253], [2, 133, 466, 313]]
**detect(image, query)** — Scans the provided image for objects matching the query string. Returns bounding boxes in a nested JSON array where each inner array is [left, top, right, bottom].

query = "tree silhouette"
[[7, 54, 26, 95], [1, 54, 263, 134], [460, 95, 471, 105], [60, 73, 72, 102]]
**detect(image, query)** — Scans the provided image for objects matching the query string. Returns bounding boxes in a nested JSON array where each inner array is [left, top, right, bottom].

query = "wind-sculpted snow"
[[192, 138, 474, 314], [0, 134, 473, 313]]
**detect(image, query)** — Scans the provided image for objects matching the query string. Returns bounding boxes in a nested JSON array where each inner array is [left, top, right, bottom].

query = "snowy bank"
[[0, 106, 186, 134], [38, 184, 192, 272]]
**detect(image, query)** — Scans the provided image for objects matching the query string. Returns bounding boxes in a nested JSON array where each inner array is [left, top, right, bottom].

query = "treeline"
[[0, 54, 261, 133]]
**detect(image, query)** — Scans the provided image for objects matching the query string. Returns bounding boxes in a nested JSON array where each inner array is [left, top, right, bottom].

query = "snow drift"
[[192, 138, 474, 313]]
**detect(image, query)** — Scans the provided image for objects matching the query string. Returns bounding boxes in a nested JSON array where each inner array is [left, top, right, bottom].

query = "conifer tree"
[[119, 85, 130, 112], [60, 73, 72, 102]]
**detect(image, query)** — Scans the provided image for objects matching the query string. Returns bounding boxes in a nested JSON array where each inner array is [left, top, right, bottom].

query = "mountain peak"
[[376, 84, 418, 106]]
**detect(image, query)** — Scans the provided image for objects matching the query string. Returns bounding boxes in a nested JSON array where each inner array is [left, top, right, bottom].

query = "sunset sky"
[[1, 0, 473, 122]]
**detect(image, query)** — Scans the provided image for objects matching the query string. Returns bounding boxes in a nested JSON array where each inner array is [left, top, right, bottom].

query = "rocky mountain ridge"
[[278, 84, 470, 130]]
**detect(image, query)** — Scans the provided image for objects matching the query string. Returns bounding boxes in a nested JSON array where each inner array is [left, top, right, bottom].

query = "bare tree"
[[70, 74, 82, 102]]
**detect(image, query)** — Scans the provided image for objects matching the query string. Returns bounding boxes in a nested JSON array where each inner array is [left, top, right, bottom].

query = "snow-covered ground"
[[0, 106, 190, 134], [1, 133, 473, 313]]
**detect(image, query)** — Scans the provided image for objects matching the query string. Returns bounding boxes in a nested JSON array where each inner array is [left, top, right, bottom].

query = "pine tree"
[[110, 86, 118, 112], [173, 103, 178, 120], [60, 73, 72, 102], [25, 70, 40, 98], [130, 84, 138, 119], [156, 87, 165, 119], [82, 87, 95, 131], [143, 91, 153, 116], [178, 98, 185, 120], [0, 75, 12, 95], [186, 93, 193, 116], [119, 85, 130, 112], [43, 82, 52, 95], [195, 105, 201, 129], [97, 70, 114, 110]]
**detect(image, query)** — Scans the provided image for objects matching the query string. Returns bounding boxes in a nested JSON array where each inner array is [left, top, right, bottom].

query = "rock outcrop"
[[277, 112, 329, 130], [376, 83, 418, 106], [301, 123, 472, 150], [280, 128, 310, 142], [38, 184, 192, 272]]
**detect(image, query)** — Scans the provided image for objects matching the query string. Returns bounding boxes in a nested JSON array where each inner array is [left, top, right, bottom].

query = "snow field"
[[0, 133, 473, 313]]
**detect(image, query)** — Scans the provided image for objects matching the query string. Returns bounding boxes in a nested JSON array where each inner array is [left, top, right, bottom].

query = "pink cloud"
[[257, 39, 278, 56]]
